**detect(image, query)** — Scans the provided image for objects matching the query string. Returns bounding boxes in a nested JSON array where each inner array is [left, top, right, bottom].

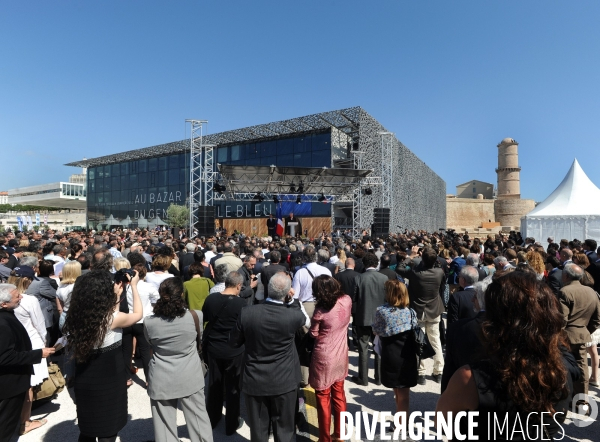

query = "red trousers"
[[315, 380, 347, 442]]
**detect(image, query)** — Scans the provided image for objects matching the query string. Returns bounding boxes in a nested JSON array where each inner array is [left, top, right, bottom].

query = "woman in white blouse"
[[9, 267, 49, 435], [56, 261, 82, 331], [145, 255, 174, 291]]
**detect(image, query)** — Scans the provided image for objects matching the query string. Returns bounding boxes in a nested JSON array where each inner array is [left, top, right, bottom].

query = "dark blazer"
[[396, 260, 445, 321], [261, 263, 287, 299], [447, 287, 477, 326], [284, 216, 301, 236], [476, 267, 487, 282], [353, 269, 388, 326], [586, 251, 598, 264], [546, 268, 563, 297], [335, 269, 360, 313], [266, 217, 277, 235], [230, 300, 306, 396], [209, 253, 223, 272], [27, 277, 57, 329], [354, 258, 365, 274], [586, 262, 600, 294], [238, 265, 256, 306], [0, 310, 43, 399], [179, 252, 196, 274], [441, 311, 485, 393], [378, 268, 397, 281], [320, 261, 337, 274]]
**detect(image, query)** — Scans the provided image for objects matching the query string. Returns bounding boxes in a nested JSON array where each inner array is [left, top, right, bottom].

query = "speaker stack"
[[195, 206, 215, 237], [372, 208, 390, 237]]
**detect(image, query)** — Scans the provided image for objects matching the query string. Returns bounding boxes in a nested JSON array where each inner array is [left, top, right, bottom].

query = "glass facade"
[[86, 131, 332, 228]]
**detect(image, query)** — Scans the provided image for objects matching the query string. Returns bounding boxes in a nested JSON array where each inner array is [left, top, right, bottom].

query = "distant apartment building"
[[456, 180, 494, 199], [0, 191, 8, 205]]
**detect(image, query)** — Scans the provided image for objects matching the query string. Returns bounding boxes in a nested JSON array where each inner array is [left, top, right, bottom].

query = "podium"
[[288, 222, 299, 237]]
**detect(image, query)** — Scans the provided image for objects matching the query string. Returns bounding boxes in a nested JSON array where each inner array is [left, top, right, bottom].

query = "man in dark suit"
[[396, 247, 446, 384], [261, 251, 287, 299], [0, 284, 54, 440], [230, 273, 307, 442], [447, 266, 478, 326], [352, 252, 388, 386], [209, 243, 224, 274], [441, 311, 485, 393], [559, 263, 600, 397], [238, 255, 258, 306], [378, 254, 396, 280], [284, 213, 301, 237], [583, 239, 598, 264], [545, 256, 563, 296], [318, 249, 337, 274], [335, 258, 360, 305], [585, 248, 600, 293], [179, 243, 197, 276], [466, 254, 487, 282], [266, 214, 277, 238]]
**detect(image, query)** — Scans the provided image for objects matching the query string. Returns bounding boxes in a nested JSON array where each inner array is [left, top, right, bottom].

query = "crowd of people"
[[0, 226, 599, 441]]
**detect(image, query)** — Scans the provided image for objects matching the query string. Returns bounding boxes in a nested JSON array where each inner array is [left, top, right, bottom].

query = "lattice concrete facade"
[[356, 110, 446, 233]]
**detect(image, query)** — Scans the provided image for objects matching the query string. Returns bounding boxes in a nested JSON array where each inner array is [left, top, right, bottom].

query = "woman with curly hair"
[[145, 254, 174, 291], [63, 270, 142, 442], [436, 271, 575, 439], [308, 275, 352, 442], [526, 249, 546, 280], [143, 277, 213, 442]]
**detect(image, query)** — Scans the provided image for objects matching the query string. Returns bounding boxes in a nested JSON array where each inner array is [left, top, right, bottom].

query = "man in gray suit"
[[352, 252, 388, 386], [396, 246, 446, 384]]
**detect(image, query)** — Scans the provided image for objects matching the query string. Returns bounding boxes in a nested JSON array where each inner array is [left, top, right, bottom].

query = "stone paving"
[[23, 346, 598, 441]]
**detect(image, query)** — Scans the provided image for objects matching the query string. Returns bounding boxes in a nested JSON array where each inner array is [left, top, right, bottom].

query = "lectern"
[[288, 222, 298, 237]]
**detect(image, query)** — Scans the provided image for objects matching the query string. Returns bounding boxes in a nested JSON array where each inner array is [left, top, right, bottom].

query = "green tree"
[[166, 204, 190, 229]]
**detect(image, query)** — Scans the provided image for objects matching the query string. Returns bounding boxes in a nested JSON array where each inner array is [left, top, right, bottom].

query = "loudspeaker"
[[195, 206, 215, 237], [372, 208, 390, 237]]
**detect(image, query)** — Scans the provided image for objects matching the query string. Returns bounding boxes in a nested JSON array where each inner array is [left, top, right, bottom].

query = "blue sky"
[[1, 1, 600, 202]]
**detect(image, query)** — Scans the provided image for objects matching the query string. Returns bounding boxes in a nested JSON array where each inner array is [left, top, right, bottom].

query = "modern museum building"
[[67, 107, 446, 236]]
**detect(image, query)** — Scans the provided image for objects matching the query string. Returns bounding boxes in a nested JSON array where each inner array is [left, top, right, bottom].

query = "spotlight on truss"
[[297, 181, 304, 193], [364, 188, 373, 195], [318, 193, 326, 202], [214, 182, 226, 192], [273, 195, 279, 204], [296, 195, 302, 204], [254, 193, 264, 202], [290, 183, 296, 193]]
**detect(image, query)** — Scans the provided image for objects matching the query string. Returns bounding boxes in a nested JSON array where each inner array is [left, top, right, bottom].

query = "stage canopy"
[[521, 159, 600, 241], [216, 164, 377, 201]]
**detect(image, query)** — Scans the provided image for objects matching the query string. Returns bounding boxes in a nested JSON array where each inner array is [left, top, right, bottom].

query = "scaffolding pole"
[[379, 131, 394, 208], [352, 151, 364, 240], [186, 119, 208, 238]]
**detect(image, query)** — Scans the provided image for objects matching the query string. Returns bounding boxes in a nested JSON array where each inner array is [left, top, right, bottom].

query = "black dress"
[[380, 330, 418, 389], [74, 334, 127, 437]]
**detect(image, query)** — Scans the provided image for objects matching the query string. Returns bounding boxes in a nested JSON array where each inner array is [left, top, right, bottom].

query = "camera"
[[114, 268, 135, 284]]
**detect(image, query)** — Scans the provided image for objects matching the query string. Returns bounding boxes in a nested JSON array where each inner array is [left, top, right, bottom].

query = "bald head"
[[345, 257, 355, 269], [560, 248, 573, 263]]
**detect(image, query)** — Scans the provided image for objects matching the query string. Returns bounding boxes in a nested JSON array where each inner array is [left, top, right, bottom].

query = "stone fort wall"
[[446, 199, 495, 230]]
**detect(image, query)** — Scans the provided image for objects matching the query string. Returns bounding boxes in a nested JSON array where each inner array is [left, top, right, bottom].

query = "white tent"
[[521, 159, 600, 241]]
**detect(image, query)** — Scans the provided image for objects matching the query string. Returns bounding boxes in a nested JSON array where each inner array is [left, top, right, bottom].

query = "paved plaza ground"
[[23, 340, 599, 442]]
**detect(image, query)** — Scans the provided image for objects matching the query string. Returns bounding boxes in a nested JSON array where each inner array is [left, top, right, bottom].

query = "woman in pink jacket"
[[309, 275, 352, 442]]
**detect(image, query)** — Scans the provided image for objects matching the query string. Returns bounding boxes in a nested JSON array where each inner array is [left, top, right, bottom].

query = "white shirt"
[[145, 272, 174, 291], [204, 250, 216, 262], [265, 297, 311, 328], [14, 294, 47, 349], [126, 282, 156, 324], [56, 283, 75, 312], [292, 262, 332, 303]]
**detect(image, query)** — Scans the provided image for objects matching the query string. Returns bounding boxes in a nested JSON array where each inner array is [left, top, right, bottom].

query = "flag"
[[276, 204, 284, 237], [17, 216, 23, 231], [36, 213, 40, 226]]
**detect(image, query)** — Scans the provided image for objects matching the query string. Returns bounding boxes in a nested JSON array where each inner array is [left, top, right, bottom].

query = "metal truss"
[[186, 120, 208, 238], [352, 151, 365, 240], [379, 131, 394, 208]]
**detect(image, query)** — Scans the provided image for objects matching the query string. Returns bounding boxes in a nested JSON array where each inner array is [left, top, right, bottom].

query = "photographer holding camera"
[[63, 269, 142, 442]]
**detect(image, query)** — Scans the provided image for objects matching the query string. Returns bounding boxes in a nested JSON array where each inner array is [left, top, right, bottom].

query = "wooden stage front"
[[220, 217, 331, 238]]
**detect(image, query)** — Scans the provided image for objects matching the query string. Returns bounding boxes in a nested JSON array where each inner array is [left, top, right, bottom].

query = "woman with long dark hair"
[[436, 271, 575, 439], [63, 270, 142, 442], [308, 275, 352, 442]]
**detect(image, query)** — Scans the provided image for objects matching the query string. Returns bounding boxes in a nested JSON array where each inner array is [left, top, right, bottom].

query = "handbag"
[[33, 362, 66, 401], [189, 309, 209, 377], [410, 310, 436, 360]]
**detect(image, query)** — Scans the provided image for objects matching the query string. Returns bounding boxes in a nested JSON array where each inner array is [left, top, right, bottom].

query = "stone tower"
[[496, 138, 521, 199]]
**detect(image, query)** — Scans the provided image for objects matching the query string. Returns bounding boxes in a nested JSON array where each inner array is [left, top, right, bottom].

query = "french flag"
[[276, 203, 285, 237]]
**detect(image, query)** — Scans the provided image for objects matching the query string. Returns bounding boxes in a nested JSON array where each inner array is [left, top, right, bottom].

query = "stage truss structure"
[[186, 119, 213, 238]]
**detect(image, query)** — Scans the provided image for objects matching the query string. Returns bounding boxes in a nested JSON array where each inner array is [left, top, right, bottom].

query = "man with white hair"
[[441, 278, 491, 393], [447, 266, 479, 326], [466, 253, 486, 281], [559, 263, 600, 397], [0, 284, 55, 440], [230, 273, 307, 442], [179, 242, 197, 272]]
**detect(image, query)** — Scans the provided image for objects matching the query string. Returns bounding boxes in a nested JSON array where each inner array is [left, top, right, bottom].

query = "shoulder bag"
[[33, 362, 66, 401], [189, 309, 209, 377], [410, 309, 436, 360]]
